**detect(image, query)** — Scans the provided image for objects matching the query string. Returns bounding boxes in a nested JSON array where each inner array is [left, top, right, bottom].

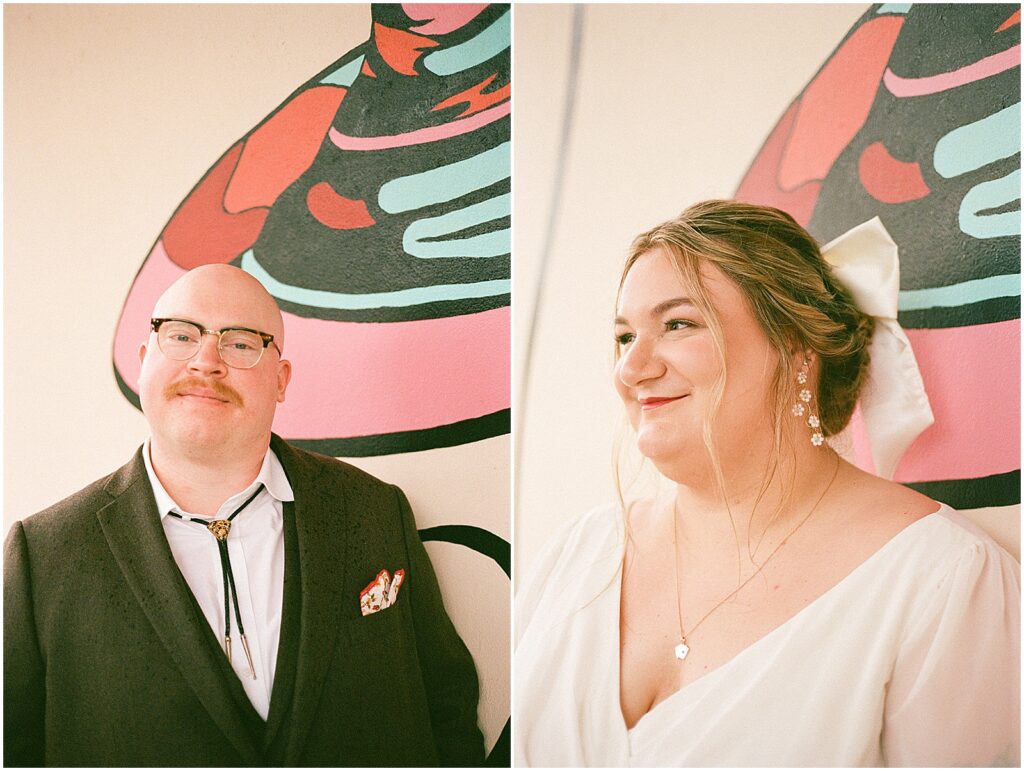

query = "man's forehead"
[[152, 267, 283, 333]]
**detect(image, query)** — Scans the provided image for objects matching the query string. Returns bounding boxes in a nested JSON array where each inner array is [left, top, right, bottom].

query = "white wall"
[[514, 4, 873, 584]]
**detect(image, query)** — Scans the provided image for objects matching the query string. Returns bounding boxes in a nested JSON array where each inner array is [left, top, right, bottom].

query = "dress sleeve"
[[514, 511, 587, 647], [882, 540, 1020, 767]]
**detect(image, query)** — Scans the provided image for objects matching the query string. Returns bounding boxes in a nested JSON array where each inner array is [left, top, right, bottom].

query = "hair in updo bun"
[[619, 199, 874, 444]]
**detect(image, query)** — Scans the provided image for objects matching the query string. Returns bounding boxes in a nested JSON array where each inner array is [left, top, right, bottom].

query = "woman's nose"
[[616, 336, 663, 388]]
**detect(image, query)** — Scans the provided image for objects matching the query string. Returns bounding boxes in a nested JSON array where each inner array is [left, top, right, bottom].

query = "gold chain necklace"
[[671, 458, 840, 660]]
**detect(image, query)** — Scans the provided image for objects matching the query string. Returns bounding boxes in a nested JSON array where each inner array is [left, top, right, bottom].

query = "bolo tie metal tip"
[[240, 634, 257, 680], [224, 635, 232, 663]]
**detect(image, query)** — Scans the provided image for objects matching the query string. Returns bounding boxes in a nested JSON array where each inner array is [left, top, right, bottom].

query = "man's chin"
[[159, 417, 238, 451]]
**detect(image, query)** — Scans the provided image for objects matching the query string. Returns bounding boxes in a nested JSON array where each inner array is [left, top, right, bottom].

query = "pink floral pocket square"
[[360, 568, 406, 616]]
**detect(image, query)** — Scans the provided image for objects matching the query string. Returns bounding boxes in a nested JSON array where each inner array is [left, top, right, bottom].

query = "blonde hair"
[[615, 200, 873, 537]]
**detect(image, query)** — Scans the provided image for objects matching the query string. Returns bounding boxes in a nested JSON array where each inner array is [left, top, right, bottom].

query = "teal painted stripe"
[[877, 4, 913, 14], [959, 170, 1022, 239], [423, 10, 510, 76], [320, 55, 364, 87], [898, 273, 1020, 311], [403, 193, 510, 259], [934, 103, 1021, 178], [240, 250, 510, 309], [379, 142, 510, 214]]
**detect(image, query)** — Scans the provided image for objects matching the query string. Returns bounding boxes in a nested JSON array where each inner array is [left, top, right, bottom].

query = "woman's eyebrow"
[[651, 297, 694, 315], [614, 297, 694, 326]]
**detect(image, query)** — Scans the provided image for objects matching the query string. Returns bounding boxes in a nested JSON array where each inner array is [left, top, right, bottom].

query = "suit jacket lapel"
[[271, 437, 351, 765], [96, 450, 263, 765], [261, 499, 301, 754]]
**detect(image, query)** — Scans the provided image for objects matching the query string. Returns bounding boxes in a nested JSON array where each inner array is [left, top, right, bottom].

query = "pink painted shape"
[[278, 305, 509, 437], [891, 321, 1020, 482], [113, 240, 188, 386], [883, 44, 1021, 97], [403, 4, 489, 34], [845, 404, 878, 476], [113, 242, 510, 438], [328, 100, 510, 151]]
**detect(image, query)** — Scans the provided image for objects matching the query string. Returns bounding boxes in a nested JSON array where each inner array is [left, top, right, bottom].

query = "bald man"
[[4, 265, 484, 767]]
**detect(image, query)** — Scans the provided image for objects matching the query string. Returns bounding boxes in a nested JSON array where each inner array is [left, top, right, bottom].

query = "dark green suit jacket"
[[4, 436, 484, 766]]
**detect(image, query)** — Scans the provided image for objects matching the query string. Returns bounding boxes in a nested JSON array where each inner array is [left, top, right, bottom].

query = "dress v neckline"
[[617, 504, 949, 736]]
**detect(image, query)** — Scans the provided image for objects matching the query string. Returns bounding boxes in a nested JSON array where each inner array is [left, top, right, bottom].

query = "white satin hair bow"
[[821, 218, 934, 480]]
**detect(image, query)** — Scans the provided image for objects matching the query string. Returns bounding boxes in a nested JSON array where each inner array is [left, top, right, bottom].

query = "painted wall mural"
[[737, 3, 1020, 511], [113, 3, 510, 458], [110, 4, 510, 763]]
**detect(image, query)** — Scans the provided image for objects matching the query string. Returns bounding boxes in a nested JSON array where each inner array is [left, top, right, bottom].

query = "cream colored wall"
[[4, 4, 507, 751], [514, 4, 874, 584]]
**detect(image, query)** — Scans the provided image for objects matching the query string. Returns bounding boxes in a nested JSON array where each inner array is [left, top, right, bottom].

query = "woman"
[[514, 201, 1019, 767]]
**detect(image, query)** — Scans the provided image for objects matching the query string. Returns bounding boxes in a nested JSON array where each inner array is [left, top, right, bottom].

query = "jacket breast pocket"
[[344, 600, 406, 646], [337, 601, 421, 697]]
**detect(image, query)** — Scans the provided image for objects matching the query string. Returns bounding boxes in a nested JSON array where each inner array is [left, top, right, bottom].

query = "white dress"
[[514, 503, 1020, 767]]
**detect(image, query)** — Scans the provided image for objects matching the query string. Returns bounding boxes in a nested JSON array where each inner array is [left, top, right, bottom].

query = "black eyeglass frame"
[[150, 317, 282, 369]]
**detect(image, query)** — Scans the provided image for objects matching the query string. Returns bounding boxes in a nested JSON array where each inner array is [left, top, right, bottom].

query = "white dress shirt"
[[143, 439, 294, 720]]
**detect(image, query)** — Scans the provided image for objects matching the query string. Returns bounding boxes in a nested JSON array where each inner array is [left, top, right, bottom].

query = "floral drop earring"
[[792, 357, 825, 446]]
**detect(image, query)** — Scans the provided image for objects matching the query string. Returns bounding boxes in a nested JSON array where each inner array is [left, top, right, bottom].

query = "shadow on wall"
[[737, 3, 1020, 513], [109, 3, 511, 763]]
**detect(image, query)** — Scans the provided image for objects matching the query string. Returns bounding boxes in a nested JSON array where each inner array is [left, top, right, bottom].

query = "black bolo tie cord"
[[167, 483, 266, 643]]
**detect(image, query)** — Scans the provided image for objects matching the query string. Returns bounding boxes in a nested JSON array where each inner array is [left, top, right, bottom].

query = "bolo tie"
[[167, 483, 265, 680]]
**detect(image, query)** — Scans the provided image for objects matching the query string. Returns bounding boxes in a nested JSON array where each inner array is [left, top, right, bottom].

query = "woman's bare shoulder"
[[835, 461, 940, 532]]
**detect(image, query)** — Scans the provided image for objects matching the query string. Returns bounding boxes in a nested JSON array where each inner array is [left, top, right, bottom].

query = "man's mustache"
[[165, 377, 243, 406]]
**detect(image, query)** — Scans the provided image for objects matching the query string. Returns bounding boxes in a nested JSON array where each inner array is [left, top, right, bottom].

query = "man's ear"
[[276, 359, 293, 403]]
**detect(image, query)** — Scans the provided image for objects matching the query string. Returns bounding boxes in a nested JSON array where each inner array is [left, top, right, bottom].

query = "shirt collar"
[[143, 439, 295, 520]]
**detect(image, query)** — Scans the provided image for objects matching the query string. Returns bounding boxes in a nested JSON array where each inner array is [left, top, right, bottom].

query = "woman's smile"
[[639, 395, 688, 411]]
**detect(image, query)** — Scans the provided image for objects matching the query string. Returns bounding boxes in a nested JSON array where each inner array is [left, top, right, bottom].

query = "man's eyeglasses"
[[151, 318, 281, 370]]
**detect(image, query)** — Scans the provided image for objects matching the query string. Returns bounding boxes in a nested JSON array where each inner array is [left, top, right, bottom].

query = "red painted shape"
[[778, 16, 904, 191], [432, 73, 511, 118], [223, 86, 347, 214], [857, 141, 931, 203], [734, 99, 822, 226], [374, 23, 439, 76], [306, 182, 376, 230], [162, 143, 268, 268], [361, 57, 376, 78], [996, 9, 1020, 32]]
